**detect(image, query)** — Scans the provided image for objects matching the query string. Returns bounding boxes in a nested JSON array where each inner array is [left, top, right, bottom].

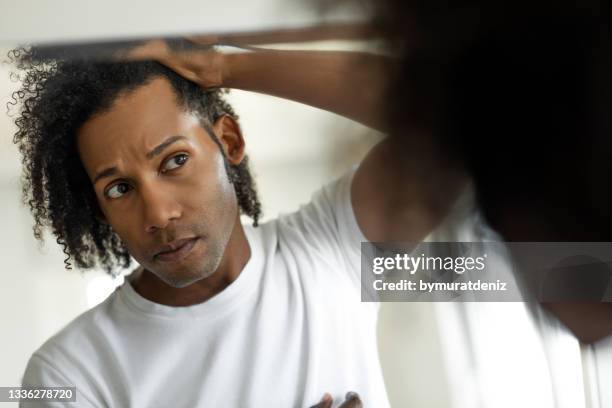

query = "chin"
[[157, 257, 221, 288]]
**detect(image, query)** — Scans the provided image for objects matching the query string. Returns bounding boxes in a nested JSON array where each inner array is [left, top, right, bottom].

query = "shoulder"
[[46, 290, 118, 349], [251, 168, 365, 280], [22, 291, 118, 386]]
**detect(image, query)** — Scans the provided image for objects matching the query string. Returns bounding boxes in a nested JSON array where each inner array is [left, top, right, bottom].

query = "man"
[[13, 41, 458, 407]]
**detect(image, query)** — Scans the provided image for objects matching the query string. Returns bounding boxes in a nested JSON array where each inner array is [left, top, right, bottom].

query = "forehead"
[[77, 77, 201, 172]]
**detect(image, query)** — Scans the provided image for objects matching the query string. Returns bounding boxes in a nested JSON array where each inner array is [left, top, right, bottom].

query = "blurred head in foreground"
[[367, 0, 612, 341], [370, 0, 612, 241]]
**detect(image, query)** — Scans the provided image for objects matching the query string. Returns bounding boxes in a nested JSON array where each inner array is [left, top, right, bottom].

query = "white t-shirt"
[[21, 169, 390, 408]]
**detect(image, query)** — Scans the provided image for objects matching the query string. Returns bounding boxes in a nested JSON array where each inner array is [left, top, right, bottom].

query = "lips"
[[153, 237, 199, 262]]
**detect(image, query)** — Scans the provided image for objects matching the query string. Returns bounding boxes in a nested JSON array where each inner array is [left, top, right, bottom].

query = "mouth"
[[153, 237, 199, 263]]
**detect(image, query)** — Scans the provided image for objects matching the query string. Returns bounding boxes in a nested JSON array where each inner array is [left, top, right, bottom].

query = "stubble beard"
[[158, 236, 227, 289]]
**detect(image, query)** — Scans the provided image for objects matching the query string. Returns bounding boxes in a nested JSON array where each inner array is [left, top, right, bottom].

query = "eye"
[[105, 182, 132, 199], [162, 153, 189, 173]]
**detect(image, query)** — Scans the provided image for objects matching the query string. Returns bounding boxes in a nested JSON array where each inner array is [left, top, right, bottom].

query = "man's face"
[[77, 77, 243, 287]]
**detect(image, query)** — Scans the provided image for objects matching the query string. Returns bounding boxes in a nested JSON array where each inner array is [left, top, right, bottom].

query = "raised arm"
[[221, 47, 468, 243], [222, 49, 390, 132], [125, 40, 390, 131]]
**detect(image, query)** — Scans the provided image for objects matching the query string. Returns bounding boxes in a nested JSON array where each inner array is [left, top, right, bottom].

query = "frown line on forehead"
[[92, 135, 188, 185]]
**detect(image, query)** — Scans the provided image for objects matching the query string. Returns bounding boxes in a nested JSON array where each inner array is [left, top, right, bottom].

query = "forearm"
[[221, 49, 392, 132]]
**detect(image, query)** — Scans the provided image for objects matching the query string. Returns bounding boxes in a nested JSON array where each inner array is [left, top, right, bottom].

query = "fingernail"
[[346, 391, 359, 400]]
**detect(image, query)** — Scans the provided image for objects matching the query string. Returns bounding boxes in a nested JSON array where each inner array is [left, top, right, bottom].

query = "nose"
[[140, 183, 183, 233]]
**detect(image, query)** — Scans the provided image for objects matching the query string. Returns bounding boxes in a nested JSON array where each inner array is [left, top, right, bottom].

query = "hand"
[[309, 392, 363, 408], [117, 36, 225, 88]]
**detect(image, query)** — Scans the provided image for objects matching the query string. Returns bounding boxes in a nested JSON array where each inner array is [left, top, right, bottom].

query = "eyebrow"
[[92, 135, 188, 185]]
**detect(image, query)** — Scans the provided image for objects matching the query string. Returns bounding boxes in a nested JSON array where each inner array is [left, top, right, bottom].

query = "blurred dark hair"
[[374, 0, 612, 239]]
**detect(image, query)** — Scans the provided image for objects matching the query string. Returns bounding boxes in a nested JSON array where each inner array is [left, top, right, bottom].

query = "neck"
[[130, 214, 251, 307]]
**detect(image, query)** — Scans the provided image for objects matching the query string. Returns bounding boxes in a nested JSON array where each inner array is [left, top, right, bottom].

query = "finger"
[[184, 34, 220, 46], [157, 58, 201, 84], [119, 39, 170, 62], [167, 51, 209, 71], [308, 393, 333, 408], [338, 391, 363, 408]]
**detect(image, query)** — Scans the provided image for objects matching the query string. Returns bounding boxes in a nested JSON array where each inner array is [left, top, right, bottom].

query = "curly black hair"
[[9, 47, 261, 276]]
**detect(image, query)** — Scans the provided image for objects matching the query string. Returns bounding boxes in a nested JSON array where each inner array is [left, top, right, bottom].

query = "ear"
[[96, 214, 108, 225], [93, 204, 109, 225], [212, 114, 245, 165]]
